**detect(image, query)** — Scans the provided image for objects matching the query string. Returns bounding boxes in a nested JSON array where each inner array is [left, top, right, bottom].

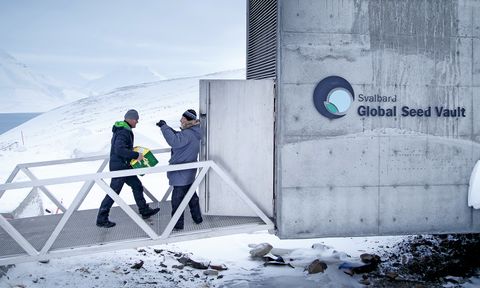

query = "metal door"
[[199, 80, 274, 217]]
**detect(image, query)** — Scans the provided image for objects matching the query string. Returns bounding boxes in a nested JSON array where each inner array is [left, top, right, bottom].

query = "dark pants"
[[97, 176, 148, 221], [171, 184, 202, 229]]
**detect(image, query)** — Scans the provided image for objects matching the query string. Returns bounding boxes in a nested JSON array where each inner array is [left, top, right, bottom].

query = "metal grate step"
[[0, 201, 268, 259]]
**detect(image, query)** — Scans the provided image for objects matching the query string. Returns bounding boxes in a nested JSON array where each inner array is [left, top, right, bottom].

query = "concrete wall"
[[276, 0, 480, 238]]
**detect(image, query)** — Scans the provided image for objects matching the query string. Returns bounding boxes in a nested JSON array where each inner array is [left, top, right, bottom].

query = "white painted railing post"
[[142, 187, 159, 203], [20, 167, 67, 213], [209, 162, 274, 226], [161, 186, 173, 202], [0, 215, 38, 256], [0, 165, 20, 199], [95, 179, 159, 240], [160, 166, 209, 239], [39, 159, 109, 255]]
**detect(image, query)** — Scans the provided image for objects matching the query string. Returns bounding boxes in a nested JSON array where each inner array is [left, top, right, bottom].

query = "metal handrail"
[[0, 161, 210, 191], [15, 148, 171, 168]]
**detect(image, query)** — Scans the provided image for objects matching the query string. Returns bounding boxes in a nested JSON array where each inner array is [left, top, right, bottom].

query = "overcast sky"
[[0, 0, 246, 83]]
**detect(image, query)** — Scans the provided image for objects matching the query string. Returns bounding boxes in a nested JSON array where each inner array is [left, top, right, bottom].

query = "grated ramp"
[[0, 201, 268, 259]]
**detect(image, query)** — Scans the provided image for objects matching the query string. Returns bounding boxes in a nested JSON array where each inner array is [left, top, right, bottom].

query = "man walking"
[[157, 109, 203, 230], [96, 109, 159, 228]]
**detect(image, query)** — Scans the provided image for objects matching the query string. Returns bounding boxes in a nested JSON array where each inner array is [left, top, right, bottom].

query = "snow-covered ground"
[[0, 230, 407, 288]]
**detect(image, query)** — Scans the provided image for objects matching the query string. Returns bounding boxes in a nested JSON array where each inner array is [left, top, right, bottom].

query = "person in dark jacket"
[[156, 109, 203, 230], [96, 109, 160, 228]]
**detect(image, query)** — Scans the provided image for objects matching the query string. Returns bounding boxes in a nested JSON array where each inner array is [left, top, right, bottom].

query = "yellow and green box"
[[130, 146, 159, 169]]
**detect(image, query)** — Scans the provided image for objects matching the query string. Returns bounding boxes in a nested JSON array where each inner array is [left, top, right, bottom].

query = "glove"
[[156, 120, 166, 127]]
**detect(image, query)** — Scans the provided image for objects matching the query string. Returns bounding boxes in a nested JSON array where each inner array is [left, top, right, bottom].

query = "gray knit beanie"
[[182, 109, 197, 121], [124, 109, 139, 120]]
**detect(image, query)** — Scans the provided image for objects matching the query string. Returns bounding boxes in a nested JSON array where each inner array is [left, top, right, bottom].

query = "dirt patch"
[[370, 234, 480, 287]]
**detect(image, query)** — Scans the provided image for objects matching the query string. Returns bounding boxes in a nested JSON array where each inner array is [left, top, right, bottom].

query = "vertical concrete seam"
[[275, 0, 284, 234], [377, 132, 381, 235], [471, 4, 475, 228]]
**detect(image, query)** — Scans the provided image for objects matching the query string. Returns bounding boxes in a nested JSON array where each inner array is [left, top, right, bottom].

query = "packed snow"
[[1, 230, 409, 288]]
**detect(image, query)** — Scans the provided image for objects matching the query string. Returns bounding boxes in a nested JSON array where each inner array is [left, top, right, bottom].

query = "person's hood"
[[112, 120, 132, 133], [183, 121, 201, 140]]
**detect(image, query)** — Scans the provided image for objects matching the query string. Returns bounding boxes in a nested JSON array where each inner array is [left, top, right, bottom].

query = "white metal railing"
[[0, 148, 274, 265]]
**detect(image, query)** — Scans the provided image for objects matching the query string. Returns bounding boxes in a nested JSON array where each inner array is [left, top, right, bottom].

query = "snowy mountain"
[[84, 66, 167, 95], [0, 69, 245, 212], [0, 50, 88, 113]]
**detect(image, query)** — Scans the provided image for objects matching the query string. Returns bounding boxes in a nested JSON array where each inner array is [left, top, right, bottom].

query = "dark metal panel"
[[247, 0, 277, 79]]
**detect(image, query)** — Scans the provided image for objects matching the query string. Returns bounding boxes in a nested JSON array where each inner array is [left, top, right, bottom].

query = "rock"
[[177, 256, 208, 270], [249, 243, 273, 257], [359, 278, 370, 285], [38, 259, 50, 264], [307, 259, 328, 274], [385, 271, 398, 280], [262, 253, 284, 263], [172, 265, 184, 270], [154, 249, 163, 254], [137, 248, 146, 253], [131, 260, 144, 269], [203, 269, 219, 276], [339, 261, 378, 275], [264, 261, 294, 268], [0, 265, 13, 279], [75, 267, 90, 274], [360, 253, 381, 265], [189, 259, 208, 270], [209, 264, 228, 271], [444, 276, 464, 284], [343, 269, 354, 276]]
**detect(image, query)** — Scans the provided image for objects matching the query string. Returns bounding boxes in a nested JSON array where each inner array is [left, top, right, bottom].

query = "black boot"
[[140, 207, 160, 219], [96, 208, 116, 228], [193, 216, 203, 225]]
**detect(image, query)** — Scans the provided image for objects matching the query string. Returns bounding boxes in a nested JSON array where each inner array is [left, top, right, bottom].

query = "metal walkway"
[[0, 149, 274, 265]]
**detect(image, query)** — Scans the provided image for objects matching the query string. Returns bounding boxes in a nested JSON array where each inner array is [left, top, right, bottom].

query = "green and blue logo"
[[313, 76, 355, 119]]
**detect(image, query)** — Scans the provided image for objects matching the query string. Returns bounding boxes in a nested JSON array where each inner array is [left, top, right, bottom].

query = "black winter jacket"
[[109, 121, 140, 171]]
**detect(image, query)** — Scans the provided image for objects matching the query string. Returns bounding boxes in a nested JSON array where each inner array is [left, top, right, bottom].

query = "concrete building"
[[250, 0, 480, 239]]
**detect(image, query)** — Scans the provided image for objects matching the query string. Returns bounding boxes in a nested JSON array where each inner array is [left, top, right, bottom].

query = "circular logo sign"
[[313, 76, 355, 119]]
